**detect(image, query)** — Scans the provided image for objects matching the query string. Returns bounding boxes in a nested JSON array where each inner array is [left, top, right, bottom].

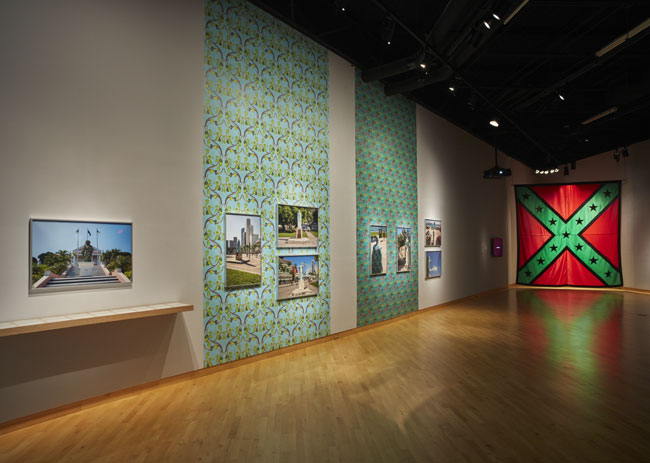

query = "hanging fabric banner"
[[515, 182, 622, 287]]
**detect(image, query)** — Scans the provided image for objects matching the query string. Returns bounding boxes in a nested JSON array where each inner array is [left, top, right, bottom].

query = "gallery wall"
[[416, 107, 527, 308], [519, 140, 650, 290], [355, 74, 419, 326], [203, 0, 331, 366], [0, 0, 205, 422], [328, 53, 358, 333]]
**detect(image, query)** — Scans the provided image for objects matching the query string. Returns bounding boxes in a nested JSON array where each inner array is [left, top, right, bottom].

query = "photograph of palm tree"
[[396, 227, 411, 273], [225, 213, 261, 289], [426, 250, 441, 279], [425, 219, 441, 247], [30, 219, 133, 293], [369, 225, 387, 276], [277, 205, 318, 248]]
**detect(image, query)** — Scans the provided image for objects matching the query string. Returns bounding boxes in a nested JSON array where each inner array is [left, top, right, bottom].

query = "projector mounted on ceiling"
[[483, 146, 511, 179]]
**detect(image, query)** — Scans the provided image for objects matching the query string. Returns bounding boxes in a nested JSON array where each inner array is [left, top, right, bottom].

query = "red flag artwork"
[[515, 182, 622, 287]]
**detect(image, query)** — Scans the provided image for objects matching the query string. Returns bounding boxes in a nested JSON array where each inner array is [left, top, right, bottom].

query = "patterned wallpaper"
[[355, 72, 418, 326], [203, 0, 330, 367]]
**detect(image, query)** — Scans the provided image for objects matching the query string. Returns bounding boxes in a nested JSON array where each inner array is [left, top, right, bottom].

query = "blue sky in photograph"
[[32, 221, 132, 258], [226, 214, 261, 242], [279, 254, 318, 269], [370, 225, 386, 234], [427, 251, 441, 275], [397, 227, 411, 236]]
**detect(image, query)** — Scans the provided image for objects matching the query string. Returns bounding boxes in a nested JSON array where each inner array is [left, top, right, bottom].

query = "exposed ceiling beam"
[[512, 21, 650, 112], [368, 0, 559, 166]]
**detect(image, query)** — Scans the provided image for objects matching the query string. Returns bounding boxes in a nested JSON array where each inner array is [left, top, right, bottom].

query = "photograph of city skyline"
[[225, 213, 261, 289]]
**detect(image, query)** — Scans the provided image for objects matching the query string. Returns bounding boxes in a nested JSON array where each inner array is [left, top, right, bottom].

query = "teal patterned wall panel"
[[203, 0, 330, 367], [355, 71, 418, 326]]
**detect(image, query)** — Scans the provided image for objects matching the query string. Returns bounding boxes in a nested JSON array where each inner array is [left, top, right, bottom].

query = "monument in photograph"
[[370, 225, 387, 276], [278, 255, 319, 300], [396, 227, 411, 273], [277, 205, 318, 248], [30, 219, 133, 293]]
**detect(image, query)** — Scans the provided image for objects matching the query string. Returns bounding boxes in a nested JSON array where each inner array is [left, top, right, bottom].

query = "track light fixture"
[[492, 12, 501, 21], [334, 0, 349, 12], [448, 86, 455, 92], [489, 118, 500, 128], [483, 20, 491, 30], [535, 167, 560, 175], [558, 92, 565, 101], [622, 146, 629, 157], [381, 17, 395, 45]]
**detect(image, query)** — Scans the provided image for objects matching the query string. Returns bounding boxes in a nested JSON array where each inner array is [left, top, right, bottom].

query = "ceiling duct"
[[384, 65, 454, 96], [361, 48, 427, 82]]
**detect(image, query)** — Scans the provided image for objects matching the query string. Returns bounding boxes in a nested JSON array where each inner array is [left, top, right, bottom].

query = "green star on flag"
[[515, 182, 622, 287]]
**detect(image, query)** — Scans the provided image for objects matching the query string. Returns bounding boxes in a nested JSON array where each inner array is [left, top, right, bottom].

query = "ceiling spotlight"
[[419, 63, 427, 69], [449, 86, 455, 92], [492, 13, 501, 21], [558, 93, 565, 101], [483, 20, 491, 29], [489, 119, 500, 127], [535, 169, 540, 174]]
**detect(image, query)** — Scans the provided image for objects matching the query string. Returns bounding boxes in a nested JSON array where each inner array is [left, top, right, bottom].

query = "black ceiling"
[[248, 0, 650, 169]]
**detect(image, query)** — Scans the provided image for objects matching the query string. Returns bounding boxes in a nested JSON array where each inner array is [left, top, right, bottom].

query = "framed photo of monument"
[[225, 213, 262, 290], [425, 219, 441, 247], [425, 250, 441, 279], [277, 255, 319, 301], [29, 219, 133, 294], [369, 224, 387, 276], [277, 205, 318, 249], [396, 226, 412, 273]]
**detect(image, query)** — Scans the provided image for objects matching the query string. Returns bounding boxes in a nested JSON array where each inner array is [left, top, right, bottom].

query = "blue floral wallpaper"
[[203, 0, 330, 366], [355, 72, 418, 326]]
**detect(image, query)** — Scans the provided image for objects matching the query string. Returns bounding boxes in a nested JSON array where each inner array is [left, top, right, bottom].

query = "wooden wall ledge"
[[0, 303, 193, 337]]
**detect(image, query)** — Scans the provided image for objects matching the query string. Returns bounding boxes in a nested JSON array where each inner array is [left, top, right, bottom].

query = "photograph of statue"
[[225, 213, 262, 289], [426, 250, 441, 279], [425, 219, 441, 247], [30, 219, 133, 293], [370, 225, 388, 276], [277, 255, 319, 300], [396, 227, 412, 273], [277, 205, 318, 248]]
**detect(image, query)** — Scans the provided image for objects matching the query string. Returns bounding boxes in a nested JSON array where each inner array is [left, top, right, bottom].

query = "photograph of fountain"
[[277, 255, 319, 300], [225, 213, 262, 289], [277, 205, 318, 249], [369, 225, 388, 276], [396, 227, 412, 273]]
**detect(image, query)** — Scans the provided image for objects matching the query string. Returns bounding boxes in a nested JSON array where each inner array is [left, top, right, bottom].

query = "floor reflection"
[[517, 289, 623, 395]]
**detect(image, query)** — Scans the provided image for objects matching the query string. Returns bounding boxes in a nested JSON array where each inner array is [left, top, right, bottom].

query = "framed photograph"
[[425, 219, 441, 247], [30, 219, 133, 294], [369, 224, 388, 276], [396, 226, 412, 273], [278, 255, 319, 300], [277, 205, 318, 249], [425, 250, 442, 279], [225, 213, 262, 290]]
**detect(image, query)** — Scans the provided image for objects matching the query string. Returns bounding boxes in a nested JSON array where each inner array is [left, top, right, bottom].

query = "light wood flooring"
[[1, 288, 649, 462]]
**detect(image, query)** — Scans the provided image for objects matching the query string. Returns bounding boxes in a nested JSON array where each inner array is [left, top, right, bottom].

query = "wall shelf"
[[0, 302, 193, 337]]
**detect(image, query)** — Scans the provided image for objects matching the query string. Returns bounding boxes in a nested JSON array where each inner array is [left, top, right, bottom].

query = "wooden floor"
[[1, 288, 649, 462]]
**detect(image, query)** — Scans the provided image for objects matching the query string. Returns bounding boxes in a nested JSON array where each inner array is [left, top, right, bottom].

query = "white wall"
[[0, 0, 204, 422], [328, 52, 357, 333], [417, 106, 529, 308], [523, 141, 650, 290]]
